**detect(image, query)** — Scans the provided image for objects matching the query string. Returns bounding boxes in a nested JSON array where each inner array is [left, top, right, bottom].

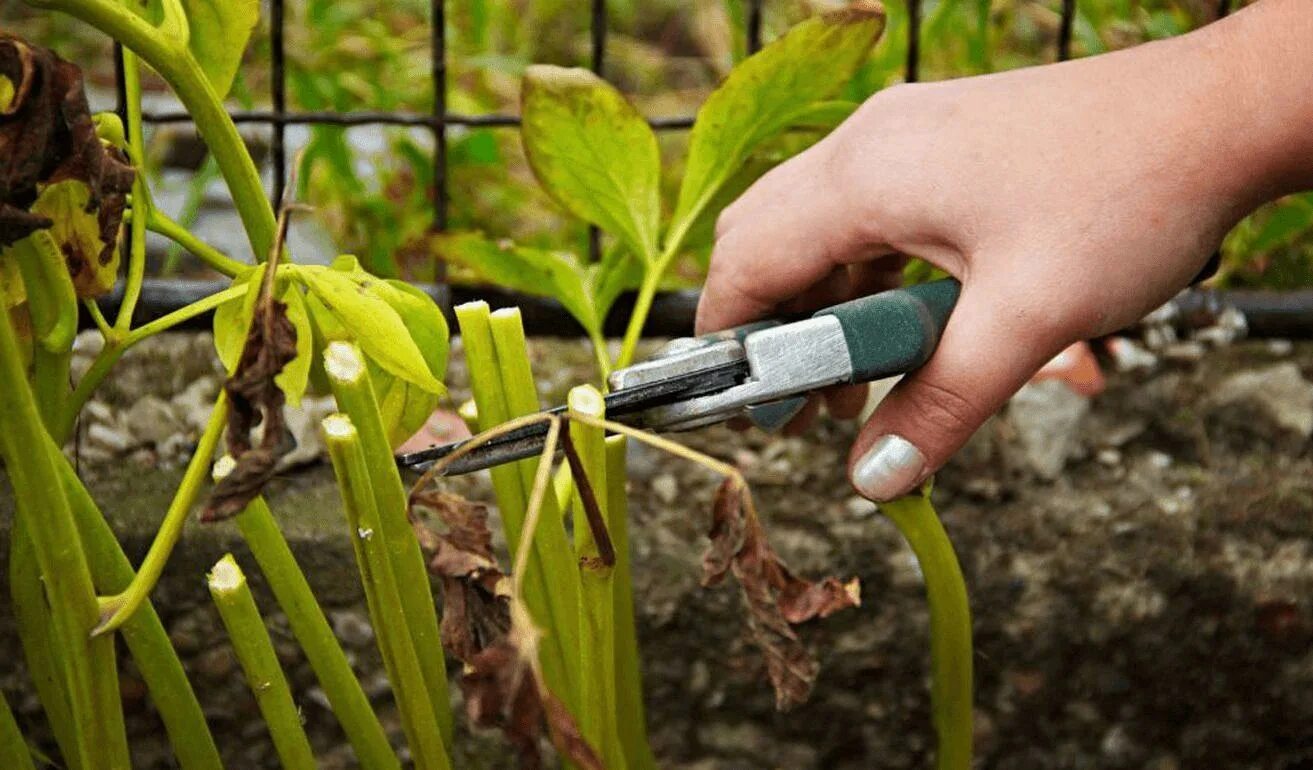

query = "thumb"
[[847, 282, 1066, 501]]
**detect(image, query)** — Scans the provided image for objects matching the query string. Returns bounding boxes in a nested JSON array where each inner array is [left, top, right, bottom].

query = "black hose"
[[87, 280, 1308, 340]]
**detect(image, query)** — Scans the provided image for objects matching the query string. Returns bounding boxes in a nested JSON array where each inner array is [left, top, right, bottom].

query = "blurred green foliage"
[[5, 0, 1304, 289]]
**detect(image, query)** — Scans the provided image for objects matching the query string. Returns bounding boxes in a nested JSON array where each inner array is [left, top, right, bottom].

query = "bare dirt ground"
[[4, 336, 1313, 768]]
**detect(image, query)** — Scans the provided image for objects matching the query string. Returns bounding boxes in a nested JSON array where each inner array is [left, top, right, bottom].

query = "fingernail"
[[852, 435, 926, 501]]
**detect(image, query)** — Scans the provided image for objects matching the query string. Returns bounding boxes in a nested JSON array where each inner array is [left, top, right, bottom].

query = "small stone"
[[1146, 450, 1173, 470], [1267, 339, 1293, 356], [124, 395, 182, 446], [330, 610, 375, 648], [195, 646, 237, 681], [1097, 448, 1121, 466], [1101, 724, 1141, 763], [1008, 380, 1090, 479], [87, 422, 132, 453], [83, 400, 114, 425], [1107, 336, 1158, 372], [624, 439, 661, 482], [1162, 341, 1205, 362], [279, 395, 336, 469], [687, 660, 710, 694], [172, 376, 220, 432], [157, 433, 194, 465], [651, 473, 679, 505], [1208, 362, 1313, 438]]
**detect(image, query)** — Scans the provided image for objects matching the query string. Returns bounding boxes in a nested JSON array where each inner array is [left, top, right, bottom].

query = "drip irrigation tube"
[[87, 279, 1309, 340]]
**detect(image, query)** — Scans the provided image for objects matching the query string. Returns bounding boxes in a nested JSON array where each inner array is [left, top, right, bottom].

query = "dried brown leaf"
[[701, 477, 746, 587], [410, 489, 510, 662], [203, 297, 298, 521], [0, 34, 133, 294], [460, 637, 604, 770], [699, 477, 861, 710]]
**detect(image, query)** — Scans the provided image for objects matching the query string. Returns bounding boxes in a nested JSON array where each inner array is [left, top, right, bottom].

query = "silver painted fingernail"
[[852, 435, 926, 502]]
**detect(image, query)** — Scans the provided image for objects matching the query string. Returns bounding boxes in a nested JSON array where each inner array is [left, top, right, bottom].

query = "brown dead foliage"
[[702, 477, 861, 710], [408, 485, 604, 769], [462, 637, 604, 770], [410, 489, 510, 662], [0, 34, 133, 293], [203, 291, 297, 521]]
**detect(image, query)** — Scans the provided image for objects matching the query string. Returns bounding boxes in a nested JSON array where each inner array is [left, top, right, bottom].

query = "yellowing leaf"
[[213, 265, 264, 372], [29, 179, 118, 298], [277, 284, 312, 407], [302, 267, 442, 393], [522, 66, 661, 264], [1, 248, 25, 308], [182, 0, 259, 98], [671, 4, 884, 246], [0, 75, 14, 112]]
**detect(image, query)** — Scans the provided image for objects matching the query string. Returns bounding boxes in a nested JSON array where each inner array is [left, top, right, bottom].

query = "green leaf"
[[670, 4, 885, 248], [521, 65, 662, 264], [181, 0, 259, 98], [435, 231, 602, 337], [589, 243, 644, 325], [368, 281, 449, 447], [213, 265, 263, 373], [301, 266, 442, 393], [786, 100, 859, 131], [278, 285, 312, 407], [1249, 194, 1313, 254]]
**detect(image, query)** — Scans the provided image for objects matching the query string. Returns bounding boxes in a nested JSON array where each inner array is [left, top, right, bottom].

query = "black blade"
[[396, 359, 746, 475]]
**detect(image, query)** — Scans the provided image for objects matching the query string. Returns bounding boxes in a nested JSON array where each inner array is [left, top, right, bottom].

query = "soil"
[[3, 336, 1313, 769]]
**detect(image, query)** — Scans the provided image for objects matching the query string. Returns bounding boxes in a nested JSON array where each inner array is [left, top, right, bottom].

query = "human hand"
[[695, 0, 1313, 501]]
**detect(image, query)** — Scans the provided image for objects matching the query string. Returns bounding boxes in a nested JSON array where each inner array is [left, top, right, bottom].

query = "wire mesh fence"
[[103, 0, 1243, 336]]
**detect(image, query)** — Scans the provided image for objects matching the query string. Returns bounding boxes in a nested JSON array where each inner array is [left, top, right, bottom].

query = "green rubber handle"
[[813, 278, 961, 383]]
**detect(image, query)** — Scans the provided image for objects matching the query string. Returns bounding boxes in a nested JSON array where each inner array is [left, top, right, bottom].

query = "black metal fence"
[[103, 0, 1253, 337]]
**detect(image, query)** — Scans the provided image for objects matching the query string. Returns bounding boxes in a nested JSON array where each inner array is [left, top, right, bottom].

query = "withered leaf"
[[701, 476, 746, 587], [203, 297, 298, 521], [409, 483, 603, 769], [461, 638, 604, 770], [0, 34, 133, 295], [701, 478, 861, 710], [410, 489, 510, 662]]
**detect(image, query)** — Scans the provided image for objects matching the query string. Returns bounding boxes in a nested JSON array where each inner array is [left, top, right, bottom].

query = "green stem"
[[487, 309, 583, 706], [57, 282, 247, 442], [614, 273, 659, 370], [568, 386, 625, 770], [207, 554, 318, 769], [214, 460, 398, 770], [94, 393, 229, 635], [31, 0, 276, 262], [587, 328, 612, 382], [0, 690, 34, 770], [9, 528, 79, 769], [459, 299, 582, 709], [0, 302, 123, 768], [11, 234, 77, 430], [55, 457, 223, 770], [114, 48, 148, 334], [83, 298, 113, 337], [606, 436, 657, 770], [148, 207, 246, 277], [323, 342, 453, 744], [323, 414, 451, 770], [879, 487, 973, 770]]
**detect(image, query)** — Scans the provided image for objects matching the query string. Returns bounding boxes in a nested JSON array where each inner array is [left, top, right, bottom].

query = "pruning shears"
[[395, 278, 961, 475]]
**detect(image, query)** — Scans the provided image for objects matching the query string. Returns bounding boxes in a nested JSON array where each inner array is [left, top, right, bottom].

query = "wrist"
[[1187, 0, 1313, 206]]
